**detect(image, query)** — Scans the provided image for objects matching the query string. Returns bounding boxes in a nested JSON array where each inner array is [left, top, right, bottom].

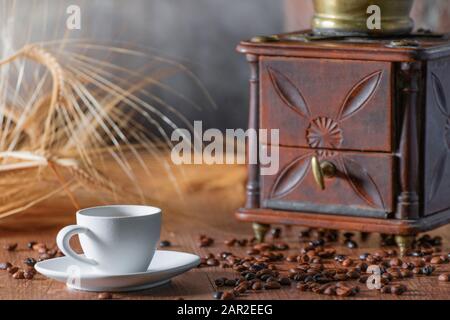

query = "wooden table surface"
[[0, 159, 449, 300]]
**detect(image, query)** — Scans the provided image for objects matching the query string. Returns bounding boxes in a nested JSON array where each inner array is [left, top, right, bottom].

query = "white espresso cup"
[[56, 205, 161, 274]]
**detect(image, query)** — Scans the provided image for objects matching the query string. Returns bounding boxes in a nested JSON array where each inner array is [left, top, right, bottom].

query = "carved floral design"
[[268, 67, 385, 209], [428, 73, 450, 202], [306, 117, 343, 149]]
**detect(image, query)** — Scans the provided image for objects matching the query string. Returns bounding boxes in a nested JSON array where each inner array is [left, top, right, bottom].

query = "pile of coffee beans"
[[159, 240, 172, 248], [198, 235, 214, 248], [1, 242, 65, 281], [197, 228, 450, 300], [3, 243, 18, 251]]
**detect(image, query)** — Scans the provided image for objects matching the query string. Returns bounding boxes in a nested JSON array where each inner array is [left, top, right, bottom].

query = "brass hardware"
[[395, 235, 416, 257], [312, 156, 336, 190], [252, 222, 270, 243], [386, 39, 420, 48], [312, 0, 414, 36], [250, 35, 279, 43]]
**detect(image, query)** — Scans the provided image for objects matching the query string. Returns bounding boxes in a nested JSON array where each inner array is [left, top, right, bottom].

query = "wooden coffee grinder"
[[236, 0, 450, 255]]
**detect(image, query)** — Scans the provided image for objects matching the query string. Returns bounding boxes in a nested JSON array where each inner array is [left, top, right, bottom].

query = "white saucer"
[[35, 250, 200, 292]]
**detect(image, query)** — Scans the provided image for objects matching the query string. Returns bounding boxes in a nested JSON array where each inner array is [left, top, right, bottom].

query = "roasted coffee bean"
[[46, 249, 57, 258], [345, 240, 358, 249], [359, 253, 369, 261], [400, 269, 413, 278], [224, 239, 236, 247], [317, 248, 336, 258], [23, 258, 37, 267], [413, 259, 425, 268], [401, 262, 415, 270], [421, 265, 434, 276], [412, 267, 422, 274], [374, 250, 389, 258], [342, 258, 353, 267], [291, 273, 305, 282], [279, 277, 291, 286], [246, 249, 260, 256], [359, 275, 369, 283], [245, 273, 256, 281], [251, 263, 266, 272], [12, 271, 25, 279], [355, 262, 368, 272], [27, 241, 37, 249], [438, 273, 450, 282], [225, 279, 237, 286], [98, 292, 113, 300], [0, 262, 12, 270], [309, 239, 325, 247], [382, 273, 393, 281], [23, 270, 35, 280], [336, 287, 354, 297], [38, 253, 51, 261], [159, 240, 171, 247], [387, 268, 402, 279], [297, 254, 310, 264], [334, 273, 348, 281], [199, 235, 214, 247], [389, 258, 402, 267], [254, 243, 272, 252], [430, 256, 444, 264], [237, 239, 248, 247], [215, 278, 226, 287], [32, 243, 46, 252], [7, 266, 18, 274], [220, 252, 232, 260], [380, 285, 391, 294], [252, 281, 263, 290], [270, 228, 281, 239], [3, 243, 17, 251], [221, 291, 235, 300], [213, 291, 223, 300], [391, 284, 407, 295], [346, 270, 360, 279], [323, 286, 336, 296], [274, 242, 289, 251], [296, 283, 309, 291], [410, 251, 424, 257], [431, 236, 442, 246], [299, 230, 311, 238], [343, 232, 354, 239], [334, 255, 346, 262], [264, 280, 281, 290], [234, 283, 248, 294], [206, 258, 219, 267]]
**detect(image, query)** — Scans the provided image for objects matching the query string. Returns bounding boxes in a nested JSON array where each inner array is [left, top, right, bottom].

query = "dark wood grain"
[[260, 146, 394, 214], [260, 57, 393, 152], [425, 58, 450, 216], [396, 61, 421, 220], [237, 32, 450, 62], [245, 54, 260, 209]]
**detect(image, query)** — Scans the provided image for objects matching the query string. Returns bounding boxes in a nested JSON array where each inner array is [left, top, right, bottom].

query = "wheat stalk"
[[0, 39, 209, 218]]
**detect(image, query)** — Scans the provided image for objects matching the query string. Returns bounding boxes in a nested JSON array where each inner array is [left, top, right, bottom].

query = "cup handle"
[[56, 225, 97, 266]]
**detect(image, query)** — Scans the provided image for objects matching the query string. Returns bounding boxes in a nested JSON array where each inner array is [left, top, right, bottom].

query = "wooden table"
[[0, 160, 449, 300]]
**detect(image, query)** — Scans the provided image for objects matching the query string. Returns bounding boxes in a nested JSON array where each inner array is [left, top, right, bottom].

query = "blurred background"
[[4, 0, 450, 132]]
